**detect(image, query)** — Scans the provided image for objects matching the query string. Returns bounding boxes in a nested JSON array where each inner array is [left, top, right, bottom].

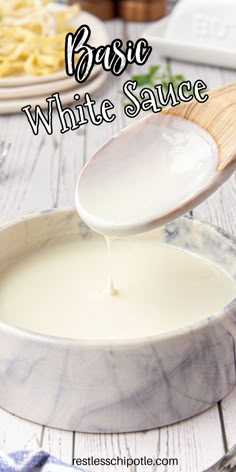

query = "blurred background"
[[59, 0, 178, 20]]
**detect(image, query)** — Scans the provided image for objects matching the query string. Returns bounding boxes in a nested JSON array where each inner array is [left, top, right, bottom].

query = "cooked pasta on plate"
[[0, 0, 80, 77]]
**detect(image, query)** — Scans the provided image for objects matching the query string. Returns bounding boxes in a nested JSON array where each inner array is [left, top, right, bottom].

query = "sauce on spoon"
[[75, 114, 218, 238]]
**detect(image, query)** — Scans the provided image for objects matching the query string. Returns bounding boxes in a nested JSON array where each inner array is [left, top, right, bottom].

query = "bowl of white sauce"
[[0, 208, 235, 432]]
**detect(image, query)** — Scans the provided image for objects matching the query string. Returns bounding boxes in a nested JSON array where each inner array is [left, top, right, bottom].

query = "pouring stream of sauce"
[[76, 115, 219, 294]]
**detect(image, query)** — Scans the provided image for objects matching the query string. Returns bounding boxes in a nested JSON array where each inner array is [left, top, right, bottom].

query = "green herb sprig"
[[131, 64, 185, 91]]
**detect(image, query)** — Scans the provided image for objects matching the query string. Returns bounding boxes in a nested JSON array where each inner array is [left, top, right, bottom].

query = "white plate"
[[0, 10, 108, 87], [143, 17, 236, 69], [0, 70, 107, 114], [0, 67, 101, 100]]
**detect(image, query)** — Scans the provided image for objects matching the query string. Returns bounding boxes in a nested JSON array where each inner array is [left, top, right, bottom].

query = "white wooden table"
[[0, 12, 236, 472]]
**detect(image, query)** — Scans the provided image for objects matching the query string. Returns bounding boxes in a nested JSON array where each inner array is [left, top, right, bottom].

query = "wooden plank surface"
[[0, 11, 235, 472], [42, 427, 74, 464], [0, 409, 42, 453], [74, 408, 224, 472]]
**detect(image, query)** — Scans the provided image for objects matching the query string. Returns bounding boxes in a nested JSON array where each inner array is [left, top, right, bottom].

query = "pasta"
[[0, 0, 80, 77]]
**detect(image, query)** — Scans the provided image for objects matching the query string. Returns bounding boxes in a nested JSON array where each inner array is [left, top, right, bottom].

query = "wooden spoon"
[[75, 82, 236, 237]]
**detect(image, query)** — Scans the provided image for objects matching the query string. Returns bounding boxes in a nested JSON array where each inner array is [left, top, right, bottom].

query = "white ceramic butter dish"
[[143, 0, 236, 69]]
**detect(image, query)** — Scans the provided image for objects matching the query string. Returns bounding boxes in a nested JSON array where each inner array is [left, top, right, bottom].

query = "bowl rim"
[[0, 207, 236, 349]]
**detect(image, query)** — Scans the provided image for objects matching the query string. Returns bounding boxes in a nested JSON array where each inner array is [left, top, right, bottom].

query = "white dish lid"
[[143, 0, 236, 69], [166, 0, 236, 52]]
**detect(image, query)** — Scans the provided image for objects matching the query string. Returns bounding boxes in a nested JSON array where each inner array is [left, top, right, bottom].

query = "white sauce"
[[77, 115, 218, 237], [0, 117, 231, 341], [0, 235, 235, 340]]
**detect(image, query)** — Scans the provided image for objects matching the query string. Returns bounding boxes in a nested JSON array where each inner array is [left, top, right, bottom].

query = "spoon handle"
[[163, 82, 236, 173], [204, 444, 236, 471]]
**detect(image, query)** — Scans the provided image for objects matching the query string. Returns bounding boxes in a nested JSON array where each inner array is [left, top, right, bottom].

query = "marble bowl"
[[0, 208, 236, 433]]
